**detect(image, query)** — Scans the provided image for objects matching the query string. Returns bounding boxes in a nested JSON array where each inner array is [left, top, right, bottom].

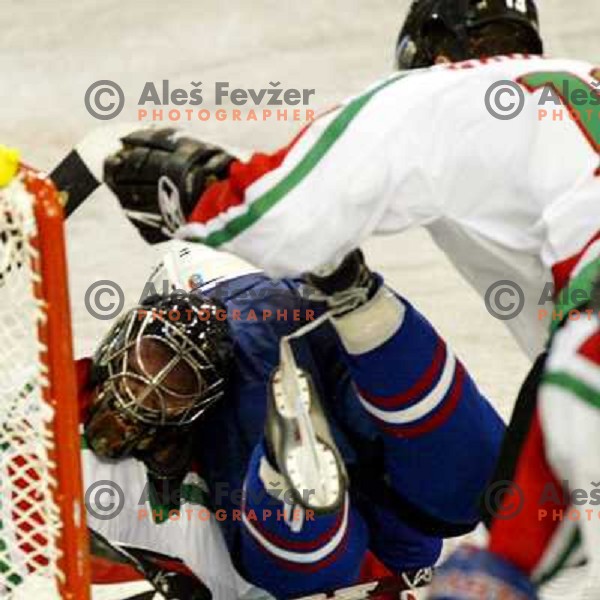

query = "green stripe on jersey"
[[551, 257, 600, 334], [198, 72, 410, 248], [536, 526, 582, 587], [543, 371, 600, 409]]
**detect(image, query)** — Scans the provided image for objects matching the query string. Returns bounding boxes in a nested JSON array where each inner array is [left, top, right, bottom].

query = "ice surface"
[[2, 1, 599, 597]]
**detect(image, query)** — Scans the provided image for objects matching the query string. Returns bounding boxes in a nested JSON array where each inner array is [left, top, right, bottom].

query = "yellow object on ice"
[[0, 146, 20, 187]]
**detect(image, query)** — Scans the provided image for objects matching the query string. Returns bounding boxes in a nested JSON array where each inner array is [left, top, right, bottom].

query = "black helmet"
[[395, 0, 543, 70], [86, 292, 233, 459]]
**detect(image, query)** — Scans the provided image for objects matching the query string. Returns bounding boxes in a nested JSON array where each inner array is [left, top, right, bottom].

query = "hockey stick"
[[48, 127, 247, 221], [90, 528, 212, 600], [50, 149, 101, 218], [49, 125, 138, 218]]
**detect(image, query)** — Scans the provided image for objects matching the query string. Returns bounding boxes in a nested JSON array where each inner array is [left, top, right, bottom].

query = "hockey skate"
[[265, 339, 348, 515]]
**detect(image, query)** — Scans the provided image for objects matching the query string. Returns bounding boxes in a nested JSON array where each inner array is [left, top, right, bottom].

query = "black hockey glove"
[[304, 249, 379, 317], [104, 128, 235, 244]]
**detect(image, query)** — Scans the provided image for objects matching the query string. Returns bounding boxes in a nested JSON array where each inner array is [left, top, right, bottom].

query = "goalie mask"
[[395, 0, 543, 70], [85, 292, 233, 460]]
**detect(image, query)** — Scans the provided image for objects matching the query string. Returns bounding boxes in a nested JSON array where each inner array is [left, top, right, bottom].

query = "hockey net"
[[0, 162, 89, 598]]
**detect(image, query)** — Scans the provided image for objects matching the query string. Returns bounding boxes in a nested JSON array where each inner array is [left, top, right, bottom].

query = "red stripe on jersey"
[[578, 329, 600, 366], [90, 555, 146, 584], [552, 231, 600, 295], [378, 361, 464, 439], [358, 340, 447, 410], [189, 147, 290, 225], [489, 410, 566, 576], [189, 120, 318, 226], [244, 504, 345, 552], [263, 523, 351, 574]]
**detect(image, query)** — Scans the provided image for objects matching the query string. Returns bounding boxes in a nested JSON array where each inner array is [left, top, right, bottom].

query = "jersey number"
[[506, 0, 527, 13], [519, 69, 600, 175]]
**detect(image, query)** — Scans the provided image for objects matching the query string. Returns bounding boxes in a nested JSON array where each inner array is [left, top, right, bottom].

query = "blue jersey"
[[194, 272, 504, 569], [195, 274, 337, 543]]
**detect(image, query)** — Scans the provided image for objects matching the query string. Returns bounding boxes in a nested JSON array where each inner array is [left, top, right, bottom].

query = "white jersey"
[[537, 316, 600, 593], [486, 314, 600, 595], [179, 56, 600, 358], [82, 448, 269, 600]]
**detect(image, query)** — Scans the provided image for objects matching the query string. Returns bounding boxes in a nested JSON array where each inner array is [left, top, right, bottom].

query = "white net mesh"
[[0, 172, 62, 598]]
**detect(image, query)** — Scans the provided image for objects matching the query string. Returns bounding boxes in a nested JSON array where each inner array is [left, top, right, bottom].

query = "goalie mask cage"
[[0, 165, 90, 599]]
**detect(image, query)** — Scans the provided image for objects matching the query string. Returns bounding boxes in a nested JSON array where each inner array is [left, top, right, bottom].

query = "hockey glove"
[[104, 128, 234, 244], [304, 249, 380, 317]]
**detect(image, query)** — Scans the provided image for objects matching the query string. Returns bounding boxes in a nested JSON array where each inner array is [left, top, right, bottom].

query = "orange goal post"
[[0, 148, 90, 598]]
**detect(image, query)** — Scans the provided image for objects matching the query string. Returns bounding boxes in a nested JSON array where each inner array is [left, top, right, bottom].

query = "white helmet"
[[147, 243, 258, 295]]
